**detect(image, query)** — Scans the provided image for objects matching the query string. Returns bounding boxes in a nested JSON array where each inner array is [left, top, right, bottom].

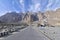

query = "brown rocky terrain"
[[44, 8, 60, 26], [0, 8, 60, 26]]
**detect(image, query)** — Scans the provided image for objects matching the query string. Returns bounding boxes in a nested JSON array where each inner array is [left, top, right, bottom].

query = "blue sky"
[[0, 0, 60, 16]]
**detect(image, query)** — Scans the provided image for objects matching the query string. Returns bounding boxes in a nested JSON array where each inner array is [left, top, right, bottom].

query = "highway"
[[1, 26, 49, 40]]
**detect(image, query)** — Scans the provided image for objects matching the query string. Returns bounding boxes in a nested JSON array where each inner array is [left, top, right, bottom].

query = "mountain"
[[44, 8, 60, 26], [0, 12, 22, 23], [22, 12, 39, 24], [0, 11, 39, 24]]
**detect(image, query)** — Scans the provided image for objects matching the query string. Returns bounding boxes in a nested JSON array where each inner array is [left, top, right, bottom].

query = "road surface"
[[1, 26, 49, 40]]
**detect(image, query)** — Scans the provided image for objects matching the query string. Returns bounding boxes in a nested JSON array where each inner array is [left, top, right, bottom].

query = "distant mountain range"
[[0, 12, 39, 23], [0, 8, 60, 26], [0, 12, 23, 23]]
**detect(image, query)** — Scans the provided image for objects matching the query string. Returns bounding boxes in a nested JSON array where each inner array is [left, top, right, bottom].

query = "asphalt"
[[1, 26, 49, 40]]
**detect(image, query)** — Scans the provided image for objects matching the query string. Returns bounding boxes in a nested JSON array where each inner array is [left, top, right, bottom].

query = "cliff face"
[[22, 12, 32, 24], [22, 12, 39, 24], [23, 10, 60, 26], [44, 9, 60, 26], [0, 9, 60, 26], [36, 12, 43, 25]]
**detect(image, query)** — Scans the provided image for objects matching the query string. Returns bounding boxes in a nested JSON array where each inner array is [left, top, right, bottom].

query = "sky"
[[0, 0, 60, 16]]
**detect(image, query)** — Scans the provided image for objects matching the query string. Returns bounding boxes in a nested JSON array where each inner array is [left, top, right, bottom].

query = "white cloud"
[[19, 0, 25, 13], [46, 0, 60, 11], [46, 0, 53, 9], [29, 0, 40, 12], [12, 1, 17, 11], [19, 0, 60, 12], [20, 0, 24, 5], [47, 1, 52, 8], [28, 5, 34, 12], [34, 3, 40, 11], [32, 0, 40, 3]]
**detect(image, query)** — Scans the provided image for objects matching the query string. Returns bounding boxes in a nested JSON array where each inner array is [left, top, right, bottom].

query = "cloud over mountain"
[[0, 0, 60, 16], [46, 0, 60, 10]]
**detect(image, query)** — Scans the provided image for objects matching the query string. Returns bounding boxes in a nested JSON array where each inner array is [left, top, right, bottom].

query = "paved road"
[[1, 26, 49, 40]]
